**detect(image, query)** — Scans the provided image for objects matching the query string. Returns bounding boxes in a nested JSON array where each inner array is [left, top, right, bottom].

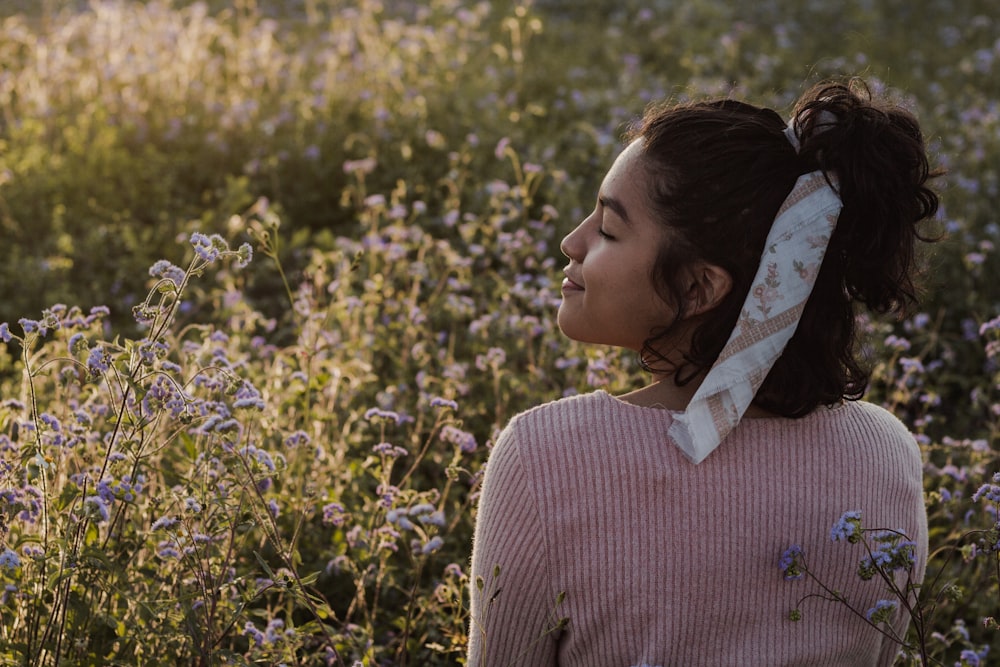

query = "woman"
[[467, 80, 938, 666]]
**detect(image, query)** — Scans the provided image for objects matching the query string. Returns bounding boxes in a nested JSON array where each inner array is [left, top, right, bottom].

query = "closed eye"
[[598, 227, 615, 240]]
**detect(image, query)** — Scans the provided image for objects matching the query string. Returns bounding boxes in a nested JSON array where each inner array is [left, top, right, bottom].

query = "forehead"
[[601, 139, 647, 194], [599, 139, 656, 221]]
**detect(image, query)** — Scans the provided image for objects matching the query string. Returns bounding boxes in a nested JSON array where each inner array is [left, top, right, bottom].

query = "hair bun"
[[791, 80, 941, 315]]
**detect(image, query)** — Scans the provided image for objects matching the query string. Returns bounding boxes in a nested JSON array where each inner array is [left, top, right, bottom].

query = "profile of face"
[[559, 138, 732, 360], [558, 139, 677, 352]]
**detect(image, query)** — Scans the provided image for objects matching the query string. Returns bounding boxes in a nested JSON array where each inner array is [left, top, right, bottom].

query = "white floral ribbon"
[[668, 168, 843, 463]]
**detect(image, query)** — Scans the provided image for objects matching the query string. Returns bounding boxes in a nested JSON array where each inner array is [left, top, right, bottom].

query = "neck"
[[619, 375, 701, 411], [617, 374, 779, 418]]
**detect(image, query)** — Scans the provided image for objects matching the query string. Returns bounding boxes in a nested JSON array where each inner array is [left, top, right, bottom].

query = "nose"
[[560, 214, 590, 260]]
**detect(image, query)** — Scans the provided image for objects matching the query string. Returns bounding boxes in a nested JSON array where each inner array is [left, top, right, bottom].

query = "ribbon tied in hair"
[[668, 118, 843, 464]]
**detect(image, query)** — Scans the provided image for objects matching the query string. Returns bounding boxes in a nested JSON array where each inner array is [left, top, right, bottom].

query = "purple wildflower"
[[0, 548, 21, 570], [865, 599, 898, 624], [184, 497, 203, 513], [430, 396, 458, 410], [858, 532, 917, 580], [372, 441, 407, 457], [364, 407, 402, 423], [440, 425, 477, 452], [190, 232, 224, 262], [973, 472, 1000, 503], [243, 621, 266, 647], [149, 260, 186, 286], [151, 516, 178, 531], [283, 430, 311, 448], [421, 536, 445, 554], [831, 511, 863, 543], [86, 346, 111, 375], [234, 242, 253, 269], [322, 502, 346, 527], [156, 541, 181, 559], [779, 545, 805, 580], [264, 618, 285, 643], [83, 495, 110, 523]]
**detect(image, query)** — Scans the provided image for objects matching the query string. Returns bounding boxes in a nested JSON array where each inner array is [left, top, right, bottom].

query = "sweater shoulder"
[[505, 390, 608, 428], [493, 391, 615, 459], [828, 399, 917, 444]]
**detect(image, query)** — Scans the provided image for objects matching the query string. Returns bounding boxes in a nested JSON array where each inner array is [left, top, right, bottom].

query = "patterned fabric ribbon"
[[668, 163, 843, 464]]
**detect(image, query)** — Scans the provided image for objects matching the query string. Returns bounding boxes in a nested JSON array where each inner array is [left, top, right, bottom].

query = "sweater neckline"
[[594, 389, 844, 423]]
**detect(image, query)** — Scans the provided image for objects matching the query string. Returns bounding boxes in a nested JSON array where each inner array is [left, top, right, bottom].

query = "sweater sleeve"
[[467, 420, 562, 667], [876, 425, 929, 667]]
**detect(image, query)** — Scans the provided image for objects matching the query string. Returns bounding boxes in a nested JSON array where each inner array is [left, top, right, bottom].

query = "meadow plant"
[[0, 141, 627, 663], [779, 508, 996, 666], [775, 314, 1000, 665]]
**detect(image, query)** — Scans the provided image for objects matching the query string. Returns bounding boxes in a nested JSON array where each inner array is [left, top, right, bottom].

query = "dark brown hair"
[[627, 79, 941, 417]]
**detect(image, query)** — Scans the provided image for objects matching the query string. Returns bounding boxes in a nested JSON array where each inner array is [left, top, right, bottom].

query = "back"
[[468, 391, 928, 666]]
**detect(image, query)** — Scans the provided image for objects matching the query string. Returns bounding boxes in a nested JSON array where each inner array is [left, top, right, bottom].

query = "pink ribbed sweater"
[[467, 391, 928, 667]]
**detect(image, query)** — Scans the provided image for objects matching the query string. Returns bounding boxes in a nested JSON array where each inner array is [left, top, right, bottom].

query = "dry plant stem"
[[21, 344, 49, 664], [859, 529, 929, 665], [795, 552, 936, 666], [394, 559, 426, 667], [398, 413, 447, 487], [232, 423, 346, 667]]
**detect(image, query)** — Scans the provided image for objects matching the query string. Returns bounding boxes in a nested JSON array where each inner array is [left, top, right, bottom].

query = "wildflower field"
[[0, 0, 998, 664]]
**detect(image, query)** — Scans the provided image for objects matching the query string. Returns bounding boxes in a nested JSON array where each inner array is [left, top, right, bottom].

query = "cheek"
[[635, 268, 675, 320]]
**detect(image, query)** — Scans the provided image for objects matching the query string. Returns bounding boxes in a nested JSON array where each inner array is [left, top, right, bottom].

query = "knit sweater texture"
[[467, 390, 928, 667]]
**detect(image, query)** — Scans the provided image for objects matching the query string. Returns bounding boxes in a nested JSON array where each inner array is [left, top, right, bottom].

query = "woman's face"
[[558, 139, 676, 352]]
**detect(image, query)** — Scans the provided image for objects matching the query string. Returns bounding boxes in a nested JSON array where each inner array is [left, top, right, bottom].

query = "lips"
[[561, 273, 584, 291]]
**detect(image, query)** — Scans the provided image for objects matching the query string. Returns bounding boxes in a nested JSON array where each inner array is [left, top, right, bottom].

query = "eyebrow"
[[599, 195, 631, 224]]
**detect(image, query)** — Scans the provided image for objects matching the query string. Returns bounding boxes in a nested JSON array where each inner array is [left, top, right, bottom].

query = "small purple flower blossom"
[[883, 334, 911, 351], [494, 137, 511, 160], [68, 332, 87, 354], [156, 541, 181, 559], [243, 621, 266, 647], [151, 516, 178, 531], [283, 430, 311, 448], [83, 495, 110, 523], [86, 346, 111, 375], [865, 599, 898, 624], [980, 315, 1000, 336], [430, 396, 458, 410], [343, 157, 376, 175], [421, 536, 444, 554], [858, 532, 917, 580], [364, 407, 402, 423], [831, 511, 863, 543], [322, 502, 346, 527], [0, 548, 21, 570], [234, 243, 253, 269], [973, 472, 1000, 504], [149, 259, 186, 286], [440, 425, 477, 452], [372, 441, 407, 457], [264, 618, 285, 643], [190, 232, 224, 262], [184, 497, 203, 513], [779, 545, 805, 580]]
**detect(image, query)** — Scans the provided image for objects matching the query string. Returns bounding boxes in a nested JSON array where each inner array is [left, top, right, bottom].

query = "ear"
[[683, 263, 733, 317]]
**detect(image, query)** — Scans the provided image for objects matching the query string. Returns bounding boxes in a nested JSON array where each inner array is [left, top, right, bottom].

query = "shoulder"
[[502, 390, 611, 434], [727, 399, 921, 471], [489, 390, 622, 467], [824, 399, 916, 443], [804, 399, 922, 469]]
